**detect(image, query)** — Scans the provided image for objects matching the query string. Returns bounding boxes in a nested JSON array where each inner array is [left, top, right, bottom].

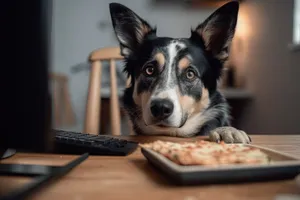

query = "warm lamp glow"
[[191, 1, 241, 9], [235, 5, 250, 38]]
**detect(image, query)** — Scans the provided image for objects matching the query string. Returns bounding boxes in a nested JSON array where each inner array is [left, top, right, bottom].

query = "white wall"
[[294, 0, 300, 43], [51, 0, 214, 132]]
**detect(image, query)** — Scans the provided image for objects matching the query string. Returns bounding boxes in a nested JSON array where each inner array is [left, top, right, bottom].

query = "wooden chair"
[[50, 73, 76, 128], [83, 47, 132, 135]]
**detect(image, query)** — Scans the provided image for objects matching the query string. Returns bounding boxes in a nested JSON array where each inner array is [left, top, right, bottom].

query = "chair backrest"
[[83, 47, 132, 135]]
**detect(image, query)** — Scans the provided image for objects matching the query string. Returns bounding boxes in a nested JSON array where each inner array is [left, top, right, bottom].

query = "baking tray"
[[141, 144, 300, 185]]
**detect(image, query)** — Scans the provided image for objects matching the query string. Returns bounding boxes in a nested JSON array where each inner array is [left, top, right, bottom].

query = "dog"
[[109, 1, 251, 144]]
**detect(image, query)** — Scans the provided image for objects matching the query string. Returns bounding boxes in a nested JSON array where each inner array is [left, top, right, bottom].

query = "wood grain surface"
[[1, 135, 300, 200]]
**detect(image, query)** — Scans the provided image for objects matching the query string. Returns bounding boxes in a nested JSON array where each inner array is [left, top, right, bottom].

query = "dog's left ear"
[[109, 3, 155, 58], [193, 1, 239, 62]]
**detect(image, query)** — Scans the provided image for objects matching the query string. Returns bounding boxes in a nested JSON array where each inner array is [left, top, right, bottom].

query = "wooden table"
[[1, 135, 300, 200]]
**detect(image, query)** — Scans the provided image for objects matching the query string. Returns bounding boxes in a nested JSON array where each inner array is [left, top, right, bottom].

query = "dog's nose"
[[150, 99, 174, 120]]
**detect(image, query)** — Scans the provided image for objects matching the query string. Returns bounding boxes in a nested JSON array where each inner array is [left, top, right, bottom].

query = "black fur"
[[109, 1, 239, 137]]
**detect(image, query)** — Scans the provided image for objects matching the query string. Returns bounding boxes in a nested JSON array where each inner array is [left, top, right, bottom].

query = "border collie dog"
[[109, 1, 251, 143]]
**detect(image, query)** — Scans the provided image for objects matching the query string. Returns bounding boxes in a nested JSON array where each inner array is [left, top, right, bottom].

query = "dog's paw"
[[209, 126, 251, 144]]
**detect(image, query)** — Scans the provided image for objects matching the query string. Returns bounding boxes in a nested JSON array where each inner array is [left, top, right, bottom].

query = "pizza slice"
[[141, 140, 270, 166]]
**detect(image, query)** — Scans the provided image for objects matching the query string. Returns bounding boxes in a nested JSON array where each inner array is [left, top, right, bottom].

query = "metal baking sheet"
[[141, 144, 300, 185]]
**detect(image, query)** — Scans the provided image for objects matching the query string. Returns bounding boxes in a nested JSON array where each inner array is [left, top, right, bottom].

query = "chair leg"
[[53, 81, 62, 127], [63, 81, 76, 126], [109, 59, 121, 136], [84, 61, 102, 135]]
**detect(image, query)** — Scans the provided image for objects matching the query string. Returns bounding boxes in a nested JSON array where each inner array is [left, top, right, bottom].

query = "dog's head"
[[109, 1, 238, 135]]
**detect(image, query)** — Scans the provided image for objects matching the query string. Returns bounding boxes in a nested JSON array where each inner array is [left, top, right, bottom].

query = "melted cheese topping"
[[141, 140, 270, 166]]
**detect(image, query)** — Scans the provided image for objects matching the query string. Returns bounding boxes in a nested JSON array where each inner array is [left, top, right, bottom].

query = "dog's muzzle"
[[150, 98, 174, 120], [143, 88, 183, 128]]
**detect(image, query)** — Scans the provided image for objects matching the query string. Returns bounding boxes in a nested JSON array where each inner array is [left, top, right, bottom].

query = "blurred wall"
[[51, 0, 300, 134], [50, 0, 214, 131], [234, 0, 300, 134]]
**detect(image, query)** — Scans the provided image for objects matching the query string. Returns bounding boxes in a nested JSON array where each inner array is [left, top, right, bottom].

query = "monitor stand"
[[0, 149, 89, 200], [0, 148, 16, 159]]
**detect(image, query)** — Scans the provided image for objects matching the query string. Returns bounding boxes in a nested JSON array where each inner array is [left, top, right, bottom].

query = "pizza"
[[140, 140, 270, 166]]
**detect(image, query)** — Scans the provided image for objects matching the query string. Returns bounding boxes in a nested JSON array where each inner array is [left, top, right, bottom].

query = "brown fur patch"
[[133, 78, 151, 107], [142, 24, 151, 36], [154, 53, 165, 67], [178, 87, 210, 117], [196, 20, 231, 60], [178, 57, 190, 70], [197, 27, 210, 50], [137, 24, 152, 43]]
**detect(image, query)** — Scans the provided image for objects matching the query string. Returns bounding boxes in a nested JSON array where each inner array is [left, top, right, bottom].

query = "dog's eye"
[[186, 69, 195, 80], [144, 64, 155, 76]]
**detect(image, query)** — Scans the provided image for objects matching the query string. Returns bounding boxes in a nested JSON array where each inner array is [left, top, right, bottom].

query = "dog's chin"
[[144, 118, 186, 129], [154, 124, 174, 129]]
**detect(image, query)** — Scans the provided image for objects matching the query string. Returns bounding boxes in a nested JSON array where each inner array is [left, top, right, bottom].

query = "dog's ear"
[[109, 3, 155, 58], [193, 1, 239, 62]]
